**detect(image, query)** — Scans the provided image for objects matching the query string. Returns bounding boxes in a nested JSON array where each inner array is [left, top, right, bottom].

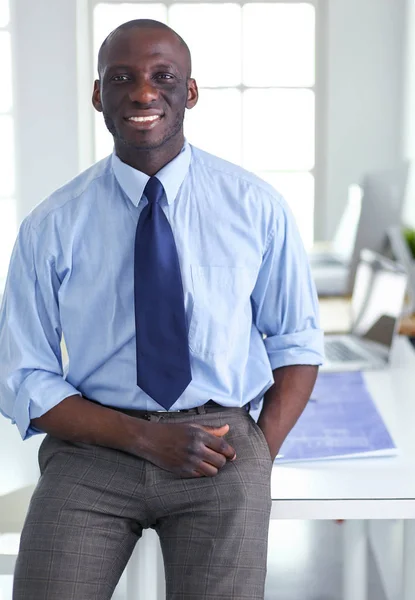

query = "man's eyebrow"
[[152, 62, 179, 71], [105, 62, 180, 72], [105, 64, 134, 72]]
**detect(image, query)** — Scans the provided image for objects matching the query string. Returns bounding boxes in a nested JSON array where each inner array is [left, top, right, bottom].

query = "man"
[[0, 19, 324, 600]]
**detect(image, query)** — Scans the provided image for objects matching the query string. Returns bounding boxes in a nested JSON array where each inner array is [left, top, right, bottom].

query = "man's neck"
[[115, 136, 184, 176]]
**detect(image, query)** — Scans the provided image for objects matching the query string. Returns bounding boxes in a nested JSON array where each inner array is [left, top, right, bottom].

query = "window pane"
[[0, 198, 17, 287], [169, 4, 241, 86], [0, 0, 9, 28], [243, 89, 314, 171], [184, 89, 242, 164], [94, 112, 114, 161], [257, 171, 314, 249], [93, 3, 167, 65], [243, 3, 315, 87], [0, 32, 12, 112], [0, 115, 14, 196]]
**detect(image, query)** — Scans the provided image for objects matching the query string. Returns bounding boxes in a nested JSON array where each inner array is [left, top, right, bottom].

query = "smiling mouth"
[[125, 115, 162, 130]]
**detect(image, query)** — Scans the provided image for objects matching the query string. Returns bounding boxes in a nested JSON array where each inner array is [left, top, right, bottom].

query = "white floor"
[[264, 520, 386, 600], [0, 578, 12, 600], [0, 520, 387, 600]]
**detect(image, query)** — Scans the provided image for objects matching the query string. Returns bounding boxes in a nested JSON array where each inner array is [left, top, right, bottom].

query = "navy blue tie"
[[134, 176, 192, 409]]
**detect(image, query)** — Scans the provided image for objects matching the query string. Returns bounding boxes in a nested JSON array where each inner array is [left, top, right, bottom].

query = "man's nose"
[[128, 78, 158, 104]]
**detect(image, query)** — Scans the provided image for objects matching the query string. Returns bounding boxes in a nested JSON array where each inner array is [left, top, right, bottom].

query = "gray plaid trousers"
[[13, 406, 272, 600]]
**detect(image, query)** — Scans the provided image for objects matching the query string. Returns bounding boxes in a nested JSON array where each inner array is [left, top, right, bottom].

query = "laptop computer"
[[311, 162, 409, 296], [309, 184, 362, 296], [387, 225, 415, 313], [322, 249, 407, 372], [309, 183, 363, 268]]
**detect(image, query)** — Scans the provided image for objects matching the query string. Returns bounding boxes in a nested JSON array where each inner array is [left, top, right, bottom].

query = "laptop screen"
[[346, 162, 409, 294], [331, 184, 363, 262], [350, 250, 408, 349]]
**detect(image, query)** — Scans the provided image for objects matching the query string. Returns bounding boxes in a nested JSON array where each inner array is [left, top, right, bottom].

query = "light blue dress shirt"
[[0, 142, 324, 440]]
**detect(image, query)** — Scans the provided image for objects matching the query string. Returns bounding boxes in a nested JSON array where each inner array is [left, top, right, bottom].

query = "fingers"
[[191, 461, 220, 478], [187, 443, 234, 478], [209, 433, 236, 461], [197, 424, 236, 461], [190, 446, 232, 477], [202, 446, 228, 470]]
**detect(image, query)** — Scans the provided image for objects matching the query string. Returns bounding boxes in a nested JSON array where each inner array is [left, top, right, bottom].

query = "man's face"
[[92, 28, 198, 152]]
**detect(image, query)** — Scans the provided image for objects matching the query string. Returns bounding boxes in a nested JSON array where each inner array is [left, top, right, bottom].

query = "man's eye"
[[156, 73, 174, 81], [111, 75, 130, 82]]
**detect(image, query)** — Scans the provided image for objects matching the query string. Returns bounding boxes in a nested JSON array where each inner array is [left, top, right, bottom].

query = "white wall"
[[322, 0, 406, 239], [403, 0, 415, 228], [11, 0, 82, 221], [11, 0, 407, 239]]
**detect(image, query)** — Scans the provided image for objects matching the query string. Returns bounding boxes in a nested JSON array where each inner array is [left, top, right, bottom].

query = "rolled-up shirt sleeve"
[[0, 218, 81, 440], [251, 194, 324, 370]]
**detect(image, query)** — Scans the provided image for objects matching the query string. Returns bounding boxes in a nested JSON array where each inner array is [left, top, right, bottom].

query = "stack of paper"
[[275, 371, 397, 463]]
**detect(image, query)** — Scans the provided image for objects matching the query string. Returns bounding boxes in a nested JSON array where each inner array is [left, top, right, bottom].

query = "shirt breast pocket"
[[188, 265, 257, 358]]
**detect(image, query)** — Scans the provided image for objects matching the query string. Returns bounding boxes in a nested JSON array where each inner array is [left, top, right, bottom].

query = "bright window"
[[0, 0, 17, 289], [92, 1, 317, 247]]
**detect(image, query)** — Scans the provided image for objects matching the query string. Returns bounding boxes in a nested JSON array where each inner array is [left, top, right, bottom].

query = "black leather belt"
[[86, 398, 227, 420]]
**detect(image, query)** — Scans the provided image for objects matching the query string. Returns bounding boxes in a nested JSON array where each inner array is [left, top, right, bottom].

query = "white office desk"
[[270, 336, 415, 600], [127, 336, 415, 600], [271, 335, 415, 519]]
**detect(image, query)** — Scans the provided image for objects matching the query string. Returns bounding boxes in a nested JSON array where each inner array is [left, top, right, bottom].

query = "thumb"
[[199, 424, 230, 437]]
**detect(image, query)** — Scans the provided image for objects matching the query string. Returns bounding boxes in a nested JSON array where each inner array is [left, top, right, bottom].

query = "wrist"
[[119, 412, 155, 458], [257, 415, 284, 459]]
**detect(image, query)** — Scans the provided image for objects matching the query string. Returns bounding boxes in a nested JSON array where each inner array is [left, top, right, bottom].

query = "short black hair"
[[97, 19, 192, 79]]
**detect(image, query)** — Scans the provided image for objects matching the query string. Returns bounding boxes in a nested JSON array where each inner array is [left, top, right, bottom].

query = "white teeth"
[[128, 115, 160, 123]]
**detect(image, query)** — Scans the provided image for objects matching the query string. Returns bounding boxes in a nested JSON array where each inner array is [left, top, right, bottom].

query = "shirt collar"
[[111, 140, 192, 207]]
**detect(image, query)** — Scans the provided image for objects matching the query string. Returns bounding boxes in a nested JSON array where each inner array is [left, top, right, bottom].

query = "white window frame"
[[0, 0, 16, 289], [0, 5, 12, 165], [80, 0, 327, 241]]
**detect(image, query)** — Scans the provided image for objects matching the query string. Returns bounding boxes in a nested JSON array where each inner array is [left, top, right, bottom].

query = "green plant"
[[403, 227, 415, 259]]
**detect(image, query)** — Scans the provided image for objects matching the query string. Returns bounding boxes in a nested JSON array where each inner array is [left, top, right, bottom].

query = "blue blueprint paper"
[[275, 371, 397, 463]]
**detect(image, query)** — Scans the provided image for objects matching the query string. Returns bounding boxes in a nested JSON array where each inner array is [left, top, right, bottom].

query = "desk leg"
[[343, 520, 368, 600], [126, 528, 165, 600], [403, 520, 415, 600]]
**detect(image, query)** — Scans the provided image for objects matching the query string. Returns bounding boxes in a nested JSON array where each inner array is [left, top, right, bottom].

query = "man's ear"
[[92, 80, 103, 113], [186, 78, 198, 110]]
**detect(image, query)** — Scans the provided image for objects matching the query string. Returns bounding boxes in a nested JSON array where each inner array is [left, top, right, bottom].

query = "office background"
[[1, 0, 415, 290], [1, 1, 415, 599]]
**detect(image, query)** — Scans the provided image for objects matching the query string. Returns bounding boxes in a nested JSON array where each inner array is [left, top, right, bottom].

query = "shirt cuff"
[[264, 328, 325, 370], [14, 371, 81, 440]]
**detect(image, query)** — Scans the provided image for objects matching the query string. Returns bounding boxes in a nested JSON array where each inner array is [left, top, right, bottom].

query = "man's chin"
[[117, 128, 182, 153], [117, 131, 167, 152]]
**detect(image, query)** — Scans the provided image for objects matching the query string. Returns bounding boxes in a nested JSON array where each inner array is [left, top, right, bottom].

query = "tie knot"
[[144, 177, 164, 204]]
